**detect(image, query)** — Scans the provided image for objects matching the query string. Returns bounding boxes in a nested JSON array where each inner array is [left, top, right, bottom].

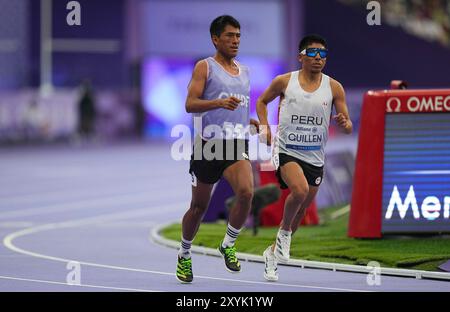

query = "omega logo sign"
[[386, 96, 450, 112], [386, 97, 401, 112]]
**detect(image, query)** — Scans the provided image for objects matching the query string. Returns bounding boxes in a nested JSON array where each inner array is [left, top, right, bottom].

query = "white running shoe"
[[263, 246, 278, 281], [274, 231, 291, 263]]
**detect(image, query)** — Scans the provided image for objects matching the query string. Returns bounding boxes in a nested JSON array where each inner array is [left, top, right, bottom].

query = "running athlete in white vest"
[[256, 34, 352, 281]]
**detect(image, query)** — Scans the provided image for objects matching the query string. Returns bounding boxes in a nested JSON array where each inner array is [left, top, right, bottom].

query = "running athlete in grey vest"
[[176, 15, 259, 283], [256, 34, 352, 281]]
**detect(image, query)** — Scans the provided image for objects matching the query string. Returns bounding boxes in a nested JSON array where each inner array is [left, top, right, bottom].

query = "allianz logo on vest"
[[385, 185, 450, 221], [218, 92, 249, 107]]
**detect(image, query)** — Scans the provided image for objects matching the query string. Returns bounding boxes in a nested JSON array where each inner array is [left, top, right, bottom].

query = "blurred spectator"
[[22, 98, 50, 141], [133, 98, 146, 138], [77, 79, 97, 140]]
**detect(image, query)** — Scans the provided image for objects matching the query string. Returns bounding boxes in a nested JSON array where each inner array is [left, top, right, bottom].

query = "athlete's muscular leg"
[[182, 181, 214, 240], [291, 186, 319, 234], [279, 162, 309, 231], [223, 160, 254, 229]]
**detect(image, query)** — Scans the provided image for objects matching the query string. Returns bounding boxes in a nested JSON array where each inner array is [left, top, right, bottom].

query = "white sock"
[[278, 229, 292, 237], [178, 237, 193, 259], [222, 224, 241, 248]]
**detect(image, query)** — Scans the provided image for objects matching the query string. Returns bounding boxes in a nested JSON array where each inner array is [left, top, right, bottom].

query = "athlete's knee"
[[189, 200, 209, 216], [290, 184, 309, 203], [235, 186, 253, 204]]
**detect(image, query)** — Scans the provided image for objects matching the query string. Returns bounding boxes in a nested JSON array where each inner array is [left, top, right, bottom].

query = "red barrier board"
[[349, 89, 450, 238]]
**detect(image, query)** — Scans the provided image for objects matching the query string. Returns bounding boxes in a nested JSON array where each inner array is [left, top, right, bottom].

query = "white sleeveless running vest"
[[274, 71, 333, 167]]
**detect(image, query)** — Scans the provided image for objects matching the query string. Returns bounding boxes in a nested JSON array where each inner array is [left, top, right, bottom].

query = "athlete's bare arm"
[[330, 78, 353, 135], [185, 60, 241, 113], [256, 74, 290, 145]]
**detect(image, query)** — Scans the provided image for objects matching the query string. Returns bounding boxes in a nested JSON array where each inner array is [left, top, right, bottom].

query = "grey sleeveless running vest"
[[194, 57, 250, 140]]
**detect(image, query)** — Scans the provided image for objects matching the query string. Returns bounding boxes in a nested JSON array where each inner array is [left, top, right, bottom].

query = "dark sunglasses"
[[300, 48, 328, 58]]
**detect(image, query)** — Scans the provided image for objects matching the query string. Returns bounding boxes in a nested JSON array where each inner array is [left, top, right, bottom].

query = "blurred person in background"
[[76, 79, 97, 141], [22, 98, 50, 141]]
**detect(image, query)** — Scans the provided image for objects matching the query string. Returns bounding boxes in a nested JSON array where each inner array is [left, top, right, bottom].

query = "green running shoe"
[[176, 256, 193, 283], [218, 243, 241, 273]]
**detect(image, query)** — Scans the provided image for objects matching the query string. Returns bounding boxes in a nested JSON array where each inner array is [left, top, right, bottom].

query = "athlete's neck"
[[213, 53, 236, 68], [300, 69, 321, 84]]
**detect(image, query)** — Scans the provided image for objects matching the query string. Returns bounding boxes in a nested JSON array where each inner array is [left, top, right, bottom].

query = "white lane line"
[[3, 203, 370, 292], [0, 186, 150, 206], [4, 203, 184, 238], [330, 205, 350, 220], [0, 275, 159, 292], [91, 221, 157, 228], [0, 167, 183, 201], [182, 274, 371, 292], [0, 169, 184, 204], [0, 222, 35, 228], [0, 187, 187, 220]]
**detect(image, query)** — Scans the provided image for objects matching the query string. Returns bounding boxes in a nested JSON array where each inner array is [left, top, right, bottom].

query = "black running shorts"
[[189, 139, 249, 185], [275, 153, 324, 189]]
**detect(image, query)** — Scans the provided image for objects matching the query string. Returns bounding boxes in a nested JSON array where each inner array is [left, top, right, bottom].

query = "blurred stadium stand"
[[0, 0, 448, 209], [340, 0, 450, 47], [1, 0, 449, 144]]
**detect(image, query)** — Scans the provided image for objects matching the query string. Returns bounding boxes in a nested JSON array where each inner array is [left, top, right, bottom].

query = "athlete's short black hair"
[[298, 34, 328, 52], [210, 15, 240, 38]]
